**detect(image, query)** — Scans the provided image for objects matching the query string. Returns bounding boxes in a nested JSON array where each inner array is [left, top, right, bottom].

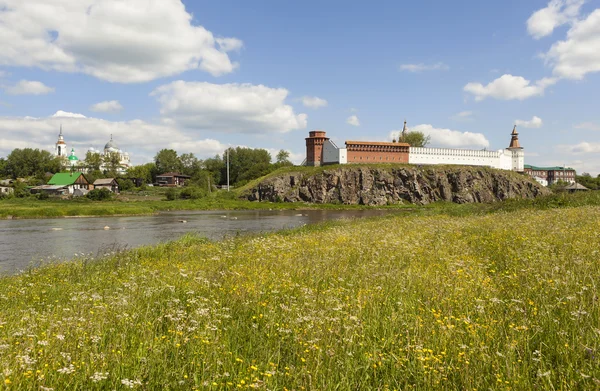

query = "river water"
[[0, 209, 394, 275]]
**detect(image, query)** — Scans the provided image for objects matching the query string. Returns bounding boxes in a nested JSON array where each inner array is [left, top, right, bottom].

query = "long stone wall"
[[409, 147, 516, 170]]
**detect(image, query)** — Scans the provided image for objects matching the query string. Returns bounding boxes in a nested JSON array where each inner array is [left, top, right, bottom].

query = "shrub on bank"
[[86, 188, 113, 201]]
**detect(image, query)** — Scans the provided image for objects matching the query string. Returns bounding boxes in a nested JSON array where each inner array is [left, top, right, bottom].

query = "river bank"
[[1, 199, 599, 389], [0, 196, 412, 220], [2, 190, 600, 221]]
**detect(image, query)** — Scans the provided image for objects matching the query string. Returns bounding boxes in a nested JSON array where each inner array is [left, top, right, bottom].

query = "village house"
[[0, 185, 13, 196], [46, 172, 92, 194], [29, 185, 69, 197], [156, 172, 190, 187], [93, 178, 119, 193]]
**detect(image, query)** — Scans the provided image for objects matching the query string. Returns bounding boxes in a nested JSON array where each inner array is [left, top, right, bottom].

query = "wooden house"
[[93, 178, 119, 193], [47, 172, 91, 194]]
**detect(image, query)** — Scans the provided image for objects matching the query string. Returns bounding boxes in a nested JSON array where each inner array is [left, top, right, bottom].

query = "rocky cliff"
[[243, 166, 550, 205]]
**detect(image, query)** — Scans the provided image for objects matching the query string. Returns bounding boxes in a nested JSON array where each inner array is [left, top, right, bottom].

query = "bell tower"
[[507, 125, 524, 172], [305, 131, 329, 167], [55, 125, 67, 157]]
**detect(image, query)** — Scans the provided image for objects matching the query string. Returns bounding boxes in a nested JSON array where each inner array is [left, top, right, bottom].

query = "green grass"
[[3, 189, 600, 220], [1, 200, 600, 389]]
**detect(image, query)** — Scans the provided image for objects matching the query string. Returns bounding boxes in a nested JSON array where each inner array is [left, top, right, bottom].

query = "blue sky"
[[1, 0, 599, 173]]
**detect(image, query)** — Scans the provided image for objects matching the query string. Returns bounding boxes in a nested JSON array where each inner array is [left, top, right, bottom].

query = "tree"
[[180, 153, 202, 177], [103, 152, 122, 177], [85, 151, 103, 172], [127, 163, 157, 185], [155, 149, 181, 174], [401, 131, 430, 147], [221, 147, 272, 186], [203, 155, 224, 186], [4, 148, 62, 179], [576, 173, 599, 190], [0, 158, 6, 177], [276, 150, 292, 165], [117, 178, 135, 191]]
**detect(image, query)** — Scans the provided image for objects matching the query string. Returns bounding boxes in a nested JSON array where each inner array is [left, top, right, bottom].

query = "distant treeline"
[[0, 147, 293, 188]]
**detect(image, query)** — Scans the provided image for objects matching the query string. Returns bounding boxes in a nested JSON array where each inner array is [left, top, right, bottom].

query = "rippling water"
[[0, 209, 394, 275]]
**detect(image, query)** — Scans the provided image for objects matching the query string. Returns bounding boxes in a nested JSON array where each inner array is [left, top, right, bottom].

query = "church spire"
[[508, 125, 522, 149], [401, 120, 408, 142]]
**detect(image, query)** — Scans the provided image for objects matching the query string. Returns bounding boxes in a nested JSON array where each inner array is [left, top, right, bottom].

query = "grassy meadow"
[[1, 199, 600, 389]]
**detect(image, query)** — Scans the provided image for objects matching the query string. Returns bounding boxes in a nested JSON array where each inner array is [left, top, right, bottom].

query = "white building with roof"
[[53, 129, 131, 174]]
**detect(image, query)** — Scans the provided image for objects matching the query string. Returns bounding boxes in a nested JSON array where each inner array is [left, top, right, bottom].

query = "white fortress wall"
[[498, 150, 514, 171], [511, 150, 525, 172], [338, 148, 347, 164], [409, 147, 510, 169]]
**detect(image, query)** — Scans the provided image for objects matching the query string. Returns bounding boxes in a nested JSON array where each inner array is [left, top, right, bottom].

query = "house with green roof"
[[47, 172, 91, 195]]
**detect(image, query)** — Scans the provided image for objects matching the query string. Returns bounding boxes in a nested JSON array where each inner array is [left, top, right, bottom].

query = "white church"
[[54, 127, 131, 174]]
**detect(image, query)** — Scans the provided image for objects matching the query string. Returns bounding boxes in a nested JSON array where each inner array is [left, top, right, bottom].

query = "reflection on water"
[[0, 209, 394, 275]]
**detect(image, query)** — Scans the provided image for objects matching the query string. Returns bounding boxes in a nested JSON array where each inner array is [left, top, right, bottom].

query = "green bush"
[[86, 188, 113, 201], [179, 186, 207, 200], [165, 188, 179, 201], [117, 178, 135, 192], [36, 191, 49, 200]]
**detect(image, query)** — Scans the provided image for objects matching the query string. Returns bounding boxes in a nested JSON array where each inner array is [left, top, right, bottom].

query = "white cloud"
[[4, 80, 54, 95], [346, 115, 360, 127], [151, 81, 307, 134], [52, 110, 86, 119], [544, 9, 600, 80], [399, 62, 449, 72], [464, 74, 557, 101], [451, 111, 474, 121], [575, 122, 600, 131], [559, 141, 600, 154], [390, 124, 489, 148], [301, 96, 328, 109], [515, 116, 543, 128], [90, 100, 124, 113], [0, 112, 227, 164], [0, 0, 242, 83], [215, 37, 243, 53], [527, 0, 585, 39]]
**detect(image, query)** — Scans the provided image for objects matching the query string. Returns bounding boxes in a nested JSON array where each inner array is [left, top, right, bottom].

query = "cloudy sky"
[[0, 0, 600, 173]]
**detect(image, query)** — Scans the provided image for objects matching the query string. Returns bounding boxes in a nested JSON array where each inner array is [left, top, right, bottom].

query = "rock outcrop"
[[243, 166, 550, 205]]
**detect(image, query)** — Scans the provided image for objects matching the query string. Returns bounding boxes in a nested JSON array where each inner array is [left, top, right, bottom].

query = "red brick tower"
[[305, 131, 329, 166]]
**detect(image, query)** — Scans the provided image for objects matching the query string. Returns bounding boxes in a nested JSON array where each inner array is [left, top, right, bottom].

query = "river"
[[0, 209, 394, 275]]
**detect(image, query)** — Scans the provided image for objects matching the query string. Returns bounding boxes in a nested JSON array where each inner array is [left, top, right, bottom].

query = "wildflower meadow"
[[1, 205, 599, 389]]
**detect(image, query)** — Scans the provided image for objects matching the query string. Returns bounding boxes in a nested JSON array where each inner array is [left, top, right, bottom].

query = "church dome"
[[68, 149, 79, 162], [104, 135, 118, 151]]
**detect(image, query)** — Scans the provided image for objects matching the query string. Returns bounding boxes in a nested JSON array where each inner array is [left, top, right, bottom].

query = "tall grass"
[[1, 204, 599, 389]]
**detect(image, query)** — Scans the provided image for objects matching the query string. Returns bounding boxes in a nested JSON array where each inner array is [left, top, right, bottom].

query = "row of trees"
[[139, 147, 293, 188], [0, 149, 62, 179]]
